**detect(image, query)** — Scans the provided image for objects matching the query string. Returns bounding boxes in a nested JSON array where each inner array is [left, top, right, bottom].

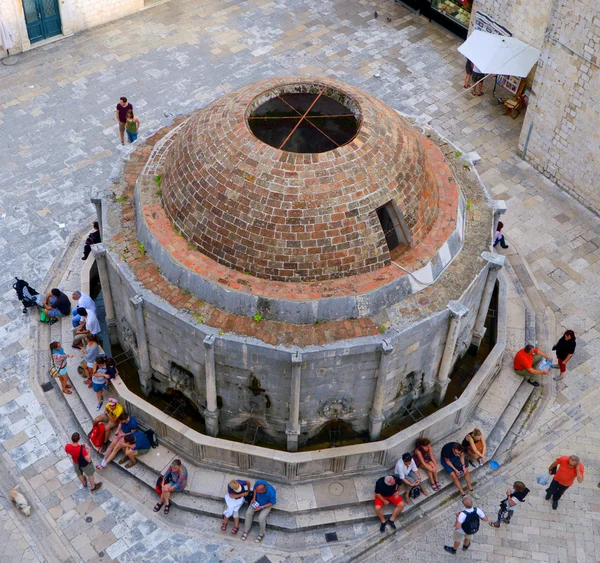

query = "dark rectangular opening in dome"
[[376, 201, 412, 252]]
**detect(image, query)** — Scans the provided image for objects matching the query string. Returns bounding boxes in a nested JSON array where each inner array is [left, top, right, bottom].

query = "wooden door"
[[22, 0, 62, 43]]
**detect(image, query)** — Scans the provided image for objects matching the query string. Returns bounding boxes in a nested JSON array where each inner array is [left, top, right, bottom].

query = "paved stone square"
[[0, 0, 598, 561]]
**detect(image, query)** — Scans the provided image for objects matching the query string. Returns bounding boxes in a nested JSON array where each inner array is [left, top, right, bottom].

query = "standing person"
[[489, 481, 529, 528], [91, 356, 110, 410], [464, 59, 473, 88], [82, 221, 101, 261], [462, 428, 486, 467], [414, 437, 440, 491], [513, 344, 552, 387], [116, 97, 133, 146], [444, 497, 488, 554], [552, 330, 576, 381], [493, 221, 509, 249], [125, 109, 140, 143], [441, 442, 479, 498], [72, 307, 101, 349], [222, 479, 252, 534], [545, 455, 584, 510], [153, 459, 188, 515], [241, 480, 276, 543], [372, 475, 404, 533], [82, 334, 100, 386], [64, 432, 102, 492], [471, 64, 485, 96], [49, 341, 74, 395], [395, 452, 429, 504], [71, 291, 96, 328]]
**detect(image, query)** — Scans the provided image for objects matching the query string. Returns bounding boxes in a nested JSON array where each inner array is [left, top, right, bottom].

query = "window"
[[376, 201, 412, 251]]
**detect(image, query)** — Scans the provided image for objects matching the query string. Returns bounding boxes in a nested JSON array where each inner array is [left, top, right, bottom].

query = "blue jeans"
[[126, 131, 138, 143], [72, 310, 82, 328]]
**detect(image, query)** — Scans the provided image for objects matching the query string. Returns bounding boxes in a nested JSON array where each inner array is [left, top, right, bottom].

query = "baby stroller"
[[13, 278, 42, 314]]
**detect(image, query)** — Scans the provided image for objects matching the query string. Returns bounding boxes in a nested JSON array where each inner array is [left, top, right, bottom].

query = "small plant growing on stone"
[[154, 174, 162, 187], [466, 198, 472, 211], [463, 164, 470, 170], [156, 189, 162, 197], [380, 324, 386, 334], [137, 241, 146, 255], [253, 313, 262, 323], [314, 319, 320, 325], [455, 150, 462, 158], [116, 194, 129, 203], [219, 329, 225, 335], [183, 288, 190, 295]]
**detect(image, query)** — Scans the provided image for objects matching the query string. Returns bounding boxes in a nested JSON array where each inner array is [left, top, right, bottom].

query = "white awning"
[[458, 30, 540, 78]]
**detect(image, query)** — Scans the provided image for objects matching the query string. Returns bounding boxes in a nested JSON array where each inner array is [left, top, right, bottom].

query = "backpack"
[[461, 509, 481, 535], [77, 445, 89, 469], [409, 485, 422, 499], [88, 423, 105, 451], [145, 428, 159, 448]]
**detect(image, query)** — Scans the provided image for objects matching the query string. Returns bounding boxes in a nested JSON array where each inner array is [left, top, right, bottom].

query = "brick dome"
[[161, 77, 442, 282]]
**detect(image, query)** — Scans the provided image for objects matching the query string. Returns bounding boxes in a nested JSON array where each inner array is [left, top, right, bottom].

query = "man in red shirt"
[[115, 96, 133, 146], [513, 344, 552, 387], [545, 455, 584, 509], [65, 432, 102, 492]]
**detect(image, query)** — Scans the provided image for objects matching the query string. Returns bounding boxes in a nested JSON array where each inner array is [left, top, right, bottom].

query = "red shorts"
[[374, 493, 403, 508], [558, 358, 567, 373]]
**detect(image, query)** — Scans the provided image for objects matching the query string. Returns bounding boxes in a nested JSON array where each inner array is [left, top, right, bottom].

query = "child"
[[493, 221, 509, 249], [489, 481, 529, 527]]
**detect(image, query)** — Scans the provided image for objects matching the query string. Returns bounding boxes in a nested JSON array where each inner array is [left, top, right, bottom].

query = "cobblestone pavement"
[[0, 0, 597, 561]]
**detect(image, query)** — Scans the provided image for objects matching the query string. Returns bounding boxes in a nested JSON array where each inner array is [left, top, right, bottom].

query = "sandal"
[[221, 523, 227, 531], [255, 534, 264, 544], [62, 389, 72, 394], [231, 527, 239, 535], [153, 502, 164, 513], [118, 457, 129, 465], [66, 384, 72, 389], [124, 461, 136, 469], [164, 504, 170, 514], [241, 532, 248, 541]]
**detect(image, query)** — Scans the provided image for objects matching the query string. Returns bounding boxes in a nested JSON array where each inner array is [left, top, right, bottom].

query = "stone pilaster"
[[368, 340, 394, 442], [203, 334, 219, 437], [471, 252, 505, 348], [91, 244, 117, 345], [286, 351, 302, 452], [90, 197, 103, 236], [434, 300, 469, 406], [130, 295, 153, 396]]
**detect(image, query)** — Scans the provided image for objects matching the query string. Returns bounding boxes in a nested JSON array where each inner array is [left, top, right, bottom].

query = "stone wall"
[[0, 0, 143, 54], [106, 247, 490, 447]]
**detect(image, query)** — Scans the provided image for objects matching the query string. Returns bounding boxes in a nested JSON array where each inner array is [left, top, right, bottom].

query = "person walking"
[[545, 455, 584, 510], [489, 481, 529, 528], [552, 330, 576, 381], [444, 497, 488, 554], [125, 109, 140, 143], [241, 480, 276, 544], [493, 221, 509, 249], [65, 432, 102, 493], [115, 96, 133, 146], [464, 59, 473, 88], [49, 341, 74, 395], [153, 459, 188, 515], [513, 344, 552, 387]]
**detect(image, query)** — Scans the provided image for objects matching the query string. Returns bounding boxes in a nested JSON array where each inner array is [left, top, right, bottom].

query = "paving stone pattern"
[[0, 0, 597, 561]]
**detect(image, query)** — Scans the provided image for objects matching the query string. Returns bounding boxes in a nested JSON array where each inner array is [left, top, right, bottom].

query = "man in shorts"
[[116, 96, 133, 145], [374, 475, 404, 532], [93, 397, 123, 444], [121, 430, 151, 468], [444, 497, 488, 554], [64, 432, 102, 492], [441, 442, 479, 498], [395, 452, 429, 504]]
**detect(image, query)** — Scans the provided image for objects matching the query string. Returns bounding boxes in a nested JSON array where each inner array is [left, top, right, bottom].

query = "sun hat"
[[229, 480, 242, 493], [108, 398, 118, 406]]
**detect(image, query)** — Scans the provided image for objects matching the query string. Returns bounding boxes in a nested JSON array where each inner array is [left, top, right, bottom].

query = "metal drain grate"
[[325, 532, 339, 542], [41, 382, 53, 392]]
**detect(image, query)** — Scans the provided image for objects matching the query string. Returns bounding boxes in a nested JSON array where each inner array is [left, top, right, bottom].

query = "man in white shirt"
[[72, 307, 101, 348], [71, 291, 96, 328], [394, 452, 429, 503], [444, 497, 488, 554]]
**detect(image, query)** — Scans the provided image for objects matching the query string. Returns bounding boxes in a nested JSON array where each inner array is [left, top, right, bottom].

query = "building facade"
[[471, 0, 600, 213], [0, 0, 148, 53]]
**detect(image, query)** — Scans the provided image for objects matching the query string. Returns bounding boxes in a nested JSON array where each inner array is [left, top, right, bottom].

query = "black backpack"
[[409, 485, 422, 499], [145, 428, 159, 448], [461, 509, 481, 535]]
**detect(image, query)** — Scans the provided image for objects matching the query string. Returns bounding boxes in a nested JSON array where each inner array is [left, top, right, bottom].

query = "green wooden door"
[[22, 0, 62, 43]]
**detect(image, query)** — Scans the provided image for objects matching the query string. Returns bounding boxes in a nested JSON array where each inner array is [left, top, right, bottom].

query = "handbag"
[[40, 310, 50, 323], [155, 475, 163, 494], [49, 355, 60, 379]]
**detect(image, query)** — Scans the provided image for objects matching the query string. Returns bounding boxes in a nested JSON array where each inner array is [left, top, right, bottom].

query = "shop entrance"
[[22, 0, 62, 43], [397, 0, 471, 39]]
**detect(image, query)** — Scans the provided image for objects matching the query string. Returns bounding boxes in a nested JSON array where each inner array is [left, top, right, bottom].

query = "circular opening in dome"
[[247, 84, 361, 153]]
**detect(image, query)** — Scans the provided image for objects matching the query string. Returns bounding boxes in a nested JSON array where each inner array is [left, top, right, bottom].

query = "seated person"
[[121, 430, 151, 468], [82, 221, 101, 261], [93, 398, 123, 445], [71, 291, 96, 328], [373, 475, 404, 533], [222, 478, 252, 534], [241, 480, 276, 544], [153, 459, 188, 515], [43, 288, 71, 324], [96, 411, 137, 469], [72, 307, 101, 349], [441, 442, 478, 498], [414, 437, 440, 491], [395, 452, 429, 504], [462, 428, 486, 467], [513, 344, 552, 387]]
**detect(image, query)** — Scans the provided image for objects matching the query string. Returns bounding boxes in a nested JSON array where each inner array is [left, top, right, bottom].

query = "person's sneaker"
[[468, 460, 477, 468], [462, 543, 471, 551], [528, 380, 540, 387], [100, 443, 108, 454], [553, 375, 564, 381], [551, 364, 560, 369], [545, 492, 552, 500], [48, 318, 58, 325], [478, 460, 484, 467], [96, 402, 103, 410], [444, 546, 457, 554], [386, 519, 397, 530], [379, 522, 386, 533], [552, 499, 558, 510], [91, 482, 103, 493]]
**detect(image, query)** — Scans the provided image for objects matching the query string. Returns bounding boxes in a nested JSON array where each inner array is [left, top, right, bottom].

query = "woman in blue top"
[[50, 341, 74, 394], [153, 459, 188, 515]]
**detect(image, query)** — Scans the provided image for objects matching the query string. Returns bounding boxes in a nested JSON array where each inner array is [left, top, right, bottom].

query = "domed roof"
[[161, 77, 441, 282]]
